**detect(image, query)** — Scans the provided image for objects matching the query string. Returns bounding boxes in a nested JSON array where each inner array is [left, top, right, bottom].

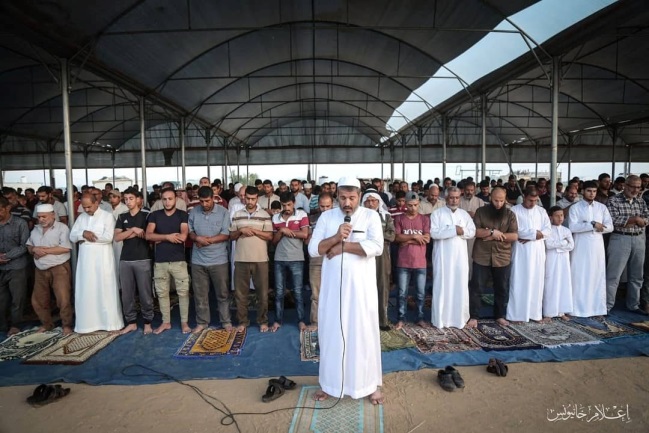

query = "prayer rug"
[[0, 328, 63, 362], [23, 331, 119, 365], [567, 316, 644, 339], [509, 320, 600, 348], [289, 385, 383, 433], [300, 330, 320, 362], [379, 328, 415, 352], [174, 327, 247, 358], [400, 324, 480, 354], [464, 320, 541, 351]]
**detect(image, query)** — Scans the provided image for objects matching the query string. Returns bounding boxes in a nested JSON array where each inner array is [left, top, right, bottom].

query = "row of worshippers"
[[2, 174, 647, 337]]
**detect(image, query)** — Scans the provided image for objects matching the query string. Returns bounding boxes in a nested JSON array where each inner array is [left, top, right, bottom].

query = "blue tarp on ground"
[[1, 301, 648, 387]]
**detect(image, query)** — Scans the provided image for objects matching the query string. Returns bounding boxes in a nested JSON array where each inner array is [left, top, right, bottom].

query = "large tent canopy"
[[0, 0, 648, 172]]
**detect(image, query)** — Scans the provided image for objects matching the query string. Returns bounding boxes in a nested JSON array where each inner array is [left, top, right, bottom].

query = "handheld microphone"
[[344, 215, 351, 224]]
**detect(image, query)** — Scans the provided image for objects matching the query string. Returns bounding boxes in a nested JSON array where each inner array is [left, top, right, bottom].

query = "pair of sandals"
[[26, 384, 71, 407], [486, 358, 508, 377], [261, 376, 296, 402], [437, 366, 465, 392]]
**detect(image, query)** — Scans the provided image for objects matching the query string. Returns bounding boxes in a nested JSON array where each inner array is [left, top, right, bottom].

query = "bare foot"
[[143, 324, 153, 335], [559, 314, 570, 321], [465, 319, 478, 329], [62, 326, 74, 336], [496, 318, 510, 327], [237, 324, 247, 333], [270, 322, 281, 332], [394, 321, 404, 330], [192, 324, 207, 334], [120, 323, 138, 335], [181, 322, 191, 334], [306, 324, 318, 331], [36, 326, 50, 333], [368, 388, 384, 405], [416, 320, 430, 328], [541, 317, 552, 324], [511, 321, 525, 325], [223, 323, 233, 331], [153, 323, 172, 335], [259, 324, 269, 333], [7, 327, 20, 336], [313, 390, 330, 401], [298, 322, 307, 331]]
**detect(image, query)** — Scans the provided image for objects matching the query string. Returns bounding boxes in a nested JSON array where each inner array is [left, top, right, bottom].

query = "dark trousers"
[[234, 262, 269, 327], [120, 260, 154, 324], [469, 263, 511, 320], [192, 263, 230, 326], [0, 268, 27, 331]]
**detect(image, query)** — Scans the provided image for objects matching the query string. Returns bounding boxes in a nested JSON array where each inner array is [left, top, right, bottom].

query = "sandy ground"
[[0, 357, 647, 433]]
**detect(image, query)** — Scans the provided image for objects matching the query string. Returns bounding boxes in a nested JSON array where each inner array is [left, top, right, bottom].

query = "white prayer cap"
[[36, 204, 54, 213], [337, 176, 360, 188], [234, 183, 244, 192]]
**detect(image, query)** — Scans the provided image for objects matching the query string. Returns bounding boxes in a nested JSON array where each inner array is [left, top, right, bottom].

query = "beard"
[[487, 203, 506, 220]]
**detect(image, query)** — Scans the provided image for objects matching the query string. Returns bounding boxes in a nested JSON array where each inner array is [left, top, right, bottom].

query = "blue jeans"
[[396, 267, 426, 322], [606, 233, 645, 311], [274, 261, 305, 324]]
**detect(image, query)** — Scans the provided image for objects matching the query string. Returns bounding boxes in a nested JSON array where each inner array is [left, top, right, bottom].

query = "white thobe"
[[507, 205, 551, 322], [568, 200, 613, 316], [70, 208, 124, 333], [430, 207, 476, 328], [544, 225, 574, 317], [459, 196, 484, 278], [308, 206, 383, 399]]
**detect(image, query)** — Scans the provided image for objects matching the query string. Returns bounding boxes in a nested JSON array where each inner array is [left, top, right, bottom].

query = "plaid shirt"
[[606, 193, 649, 234]]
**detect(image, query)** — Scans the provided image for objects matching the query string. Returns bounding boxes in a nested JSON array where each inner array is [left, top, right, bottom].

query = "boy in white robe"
[[543, 206, 574, 319]]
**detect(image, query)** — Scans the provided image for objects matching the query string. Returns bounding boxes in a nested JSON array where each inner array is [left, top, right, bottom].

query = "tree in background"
[[229, 171, 259, 186]]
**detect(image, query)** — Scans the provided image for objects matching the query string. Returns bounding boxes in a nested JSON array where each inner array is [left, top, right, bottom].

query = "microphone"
[[344, 215, 351, 224]]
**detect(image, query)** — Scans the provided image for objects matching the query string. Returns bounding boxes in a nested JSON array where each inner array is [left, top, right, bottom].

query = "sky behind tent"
[[387, 0, 617, 133]]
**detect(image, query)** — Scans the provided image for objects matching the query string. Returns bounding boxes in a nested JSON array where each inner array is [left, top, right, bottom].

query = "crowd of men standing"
[[1, 172, 648, 339]]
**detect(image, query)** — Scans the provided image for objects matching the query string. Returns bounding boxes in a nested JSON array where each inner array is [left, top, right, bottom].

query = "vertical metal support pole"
[[550, 56, 560, 206], [401, 136, 405, 181], [380, 146, 384, 180], [83, 150, 89, 185], [139, 97, 148, 205], [442, 114, 448, 181], [48, 141, 56, 188], [611, 127, 617, 178], [223, 138, 229, 186], [390, 144, 394, 181], [236, 147, 240, 179], [134, 167, 138, 186], [481, 95, 487, 182], [205, 128, 211, 180], [111, 152, 116, 186], [567, 135, 572, 181], [627, 145, 632, 175], [417, 127, 422, 181], [180, 117, 186, 187], [61, 59, 77, 276], [535, 143, 539, 180], [0, 140, 4, 189]]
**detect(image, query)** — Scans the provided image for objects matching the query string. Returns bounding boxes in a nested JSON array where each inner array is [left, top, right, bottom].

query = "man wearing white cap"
[[27, 203, 74, 335], [70, 193, 124, 333], [308, 176, 385, 405]]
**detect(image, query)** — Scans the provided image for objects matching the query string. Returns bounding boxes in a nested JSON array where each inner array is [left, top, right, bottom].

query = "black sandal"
[[27, 384, 71, 407], [261, 383, 285, 402], [270, 375, 297, 390], [437, 369, 456, 392], [486, 358, 508, 377], [445, 366, 465, 389]]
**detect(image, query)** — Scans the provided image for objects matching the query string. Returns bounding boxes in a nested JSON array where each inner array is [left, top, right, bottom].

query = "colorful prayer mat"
[[289, 385, 383, 433], [174, 327, 247, 358], [23, 331, 119, 365], [400, 324, 480, 354], [464, 320, 541, 351], [567, 316, 644, 339], [379, 328, 416, 352], [509, 320, 600, 348], [629, 320, 649, 332], [300, 329, 320, 362], [0, 328, 63, 362]]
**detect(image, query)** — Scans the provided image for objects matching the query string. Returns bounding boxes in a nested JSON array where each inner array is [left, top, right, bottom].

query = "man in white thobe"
[[459, 181, 485, 279], [507, 187, 551, 322], [569, 181, 613, 317], [308, 177, 384, 404], [430, 187, 475, 328], [70, 194, 124, 333]]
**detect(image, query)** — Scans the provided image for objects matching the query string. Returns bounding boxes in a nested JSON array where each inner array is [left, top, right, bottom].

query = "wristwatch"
[[590, 221, 596, 227], [489, 229, 494, 236]]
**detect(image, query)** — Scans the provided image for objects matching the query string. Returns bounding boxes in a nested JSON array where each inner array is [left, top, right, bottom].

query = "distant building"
[[93, 176, 133, 191], [1, 175, 41, 193]]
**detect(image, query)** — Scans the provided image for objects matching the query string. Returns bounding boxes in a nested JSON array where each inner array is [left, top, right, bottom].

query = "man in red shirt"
[[394, 192, 431, 329]]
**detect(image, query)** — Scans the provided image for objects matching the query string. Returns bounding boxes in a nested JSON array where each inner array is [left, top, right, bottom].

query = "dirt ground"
[[0, 357, 647, 433]]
